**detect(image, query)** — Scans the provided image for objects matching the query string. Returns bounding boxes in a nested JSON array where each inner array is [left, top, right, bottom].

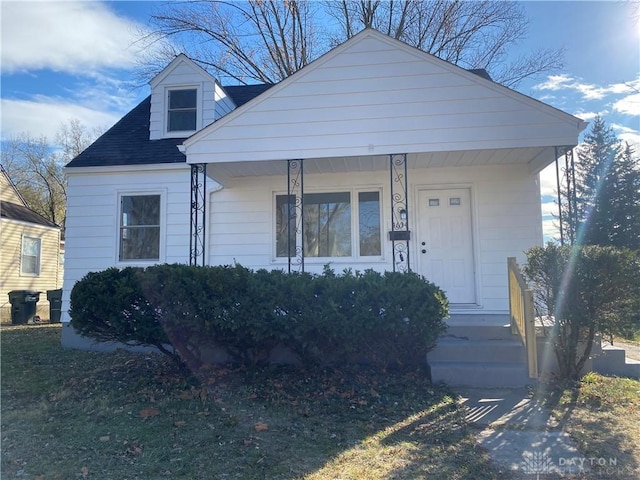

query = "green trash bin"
[[47, 289, 63, 323], [8, 290, 41, 325]]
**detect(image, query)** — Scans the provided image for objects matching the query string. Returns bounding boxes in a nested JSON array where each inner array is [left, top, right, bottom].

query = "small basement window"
[[168, 88, 197, 132]]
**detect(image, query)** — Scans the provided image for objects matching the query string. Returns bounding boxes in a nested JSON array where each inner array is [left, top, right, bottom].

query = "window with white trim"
[[119, 195, 161, 261], [275, 190, 382, 259], [21, 236, 41, 275], [167, 88, 197, 132]]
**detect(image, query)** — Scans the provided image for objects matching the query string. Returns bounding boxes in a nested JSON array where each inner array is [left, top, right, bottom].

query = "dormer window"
[[168, 88, 197, 132]]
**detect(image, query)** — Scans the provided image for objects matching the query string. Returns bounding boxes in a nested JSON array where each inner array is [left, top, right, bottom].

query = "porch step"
[[441, 324, 514, 341], [429, 338, 526, 364], [429, 361, 530, 388], [593, 345, 640, 379], [429, 324, 532, 387]]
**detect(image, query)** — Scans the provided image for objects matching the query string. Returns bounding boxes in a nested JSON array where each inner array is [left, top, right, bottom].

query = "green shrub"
[[524, 243, 640, 380], [69, 267, 178, 363], [70, 264, 449, 369]]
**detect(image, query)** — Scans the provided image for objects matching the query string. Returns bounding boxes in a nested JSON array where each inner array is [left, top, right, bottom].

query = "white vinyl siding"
[[185, 31, 582, 164], [207, 163, 540, 314], [61, 166, 191, 322]]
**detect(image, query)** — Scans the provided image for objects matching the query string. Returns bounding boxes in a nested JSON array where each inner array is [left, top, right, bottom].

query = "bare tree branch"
[[137, 0, 563, 88]]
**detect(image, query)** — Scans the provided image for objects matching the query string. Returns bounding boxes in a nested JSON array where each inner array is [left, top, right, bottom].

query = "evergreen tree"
[[612, 143, 640, 251], [560, 116, 640, 251]]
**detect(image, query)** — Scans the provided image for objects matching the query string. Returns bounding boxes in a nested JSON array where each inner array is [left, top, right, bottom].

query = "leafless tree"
[[326, 0, 564, 87], [139, 0, 322, 84], [1, 119, 99, 236], [140, 0, 563, 88]]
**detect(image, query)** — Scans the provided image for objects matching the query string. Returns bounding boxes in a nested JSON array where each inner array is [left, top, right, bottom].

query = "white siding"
[[61, 166, 192, 322], [186, 30, 583, 163], [214, 83, 236, 120], [207, 163, 541, 314], [149, 58, 222, 140]]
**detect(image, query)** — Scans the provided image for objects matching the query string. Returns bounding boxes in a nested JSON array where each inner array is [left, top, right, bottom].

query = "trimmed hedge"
[[70, 264, 448, 369]]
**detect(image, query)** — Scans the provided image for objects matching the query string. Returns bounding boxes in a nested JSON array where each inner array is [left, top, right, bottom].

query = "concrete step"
[[432, 317, 533, 387], [442, 324, 514, 341], [430, 361, 531, 388], [594, 345, 640, 379], [429, 338, 526, 364]]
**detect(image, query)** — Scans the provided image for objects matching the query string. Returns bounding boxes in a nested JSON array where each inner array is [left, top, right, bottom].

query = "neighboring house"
[[62, 30, 589, 385], [1, 165, 62, 322]]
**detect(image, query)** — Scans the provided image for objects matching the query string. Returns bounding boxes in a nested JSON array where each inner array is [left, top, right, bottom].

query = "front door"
[[417, 188, 476, 304]]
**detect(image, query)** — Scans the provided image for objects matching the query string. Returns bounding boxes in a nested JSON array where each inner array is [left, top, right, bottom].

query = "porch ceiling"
[[204, 146, 552, 184]]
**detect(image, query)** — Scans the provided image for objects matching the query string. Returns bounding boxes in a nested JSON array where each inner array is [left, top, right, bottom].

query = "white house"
[[62, 29, 588, 386]]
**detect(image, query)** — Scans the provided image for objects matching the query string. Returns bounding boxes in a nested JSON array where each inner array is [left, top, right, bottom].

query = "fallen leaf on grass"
[[81, 466, 89, 478], [35, 476, 45, 480], [174, 421, 186, 427], [99, 435, 110, 442], [139, 407, 160, 419], [254, 421, 269, 432]]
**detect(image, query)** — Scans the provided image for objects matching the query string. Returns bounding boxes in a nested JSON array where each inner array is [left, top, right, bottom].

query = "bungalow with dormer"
[[61, 29, 587, 386]]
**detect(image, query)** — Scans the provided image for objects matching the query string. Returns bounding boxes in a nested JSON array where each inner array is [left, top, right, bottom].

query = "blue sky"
[[1, 1, 639, 239]]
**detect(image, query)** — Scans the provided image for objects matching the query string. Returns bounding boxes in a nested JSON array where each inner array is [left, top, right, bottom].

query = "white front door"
[[417, 188, 476, 304]]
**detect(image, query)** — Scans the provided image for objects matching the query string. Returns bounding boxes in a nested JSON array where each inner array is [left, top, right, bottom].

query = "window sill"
[[272, 257, 386, 265]]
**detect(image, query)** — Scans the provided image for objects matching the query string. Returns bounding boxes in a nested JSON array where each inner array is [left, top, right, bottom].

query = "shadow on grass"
[[0, 326, 507, 479], [537, 376, 640, 479]]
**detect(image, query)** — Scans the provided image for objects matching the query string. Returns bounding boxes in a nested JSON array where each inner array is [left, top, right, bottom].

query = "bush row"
[[70, 264, 449, 369]]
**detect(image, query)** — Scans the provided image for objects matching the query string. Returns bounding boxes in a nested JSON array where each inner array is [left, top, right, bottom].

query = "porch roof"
[[201, 146, 554, 186]]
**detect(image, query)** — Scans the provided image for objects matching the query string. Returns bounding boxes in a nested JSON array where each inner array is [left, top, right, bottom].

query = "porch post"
[[389, 153, 410, 272], [287, 159, 304, 272], [189, 163, 206, 266]]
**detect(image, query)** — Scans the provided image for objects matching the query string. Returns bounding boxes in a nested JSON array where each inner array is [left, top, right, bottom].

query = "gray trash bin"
[[47, 289, 63, 323], [8, 290, 41, 324]]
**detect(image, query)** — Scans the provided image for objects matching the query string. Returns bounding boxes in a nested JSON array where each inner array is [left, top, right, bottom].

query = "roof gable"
[[183, 29, 586, 163], [149, 53, 216, 88]]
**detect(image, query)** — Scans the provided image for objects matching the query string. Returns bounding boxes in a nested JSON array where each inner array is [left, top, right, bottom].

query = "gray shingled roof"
[[67, 84, 273, 169], [66, 96, 186, 168], [1, 201, 59, 228]]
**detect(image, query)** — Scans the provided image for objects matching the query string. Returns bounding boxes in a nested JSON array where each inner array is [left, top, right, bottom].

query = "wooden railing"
[[507, 257, 538, 379]]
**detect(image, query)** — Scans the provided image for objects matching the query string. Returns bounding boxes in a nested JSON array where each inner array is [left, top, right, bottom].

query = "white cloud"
[[542, 218, 560, 243], [533, 74, 574, 92], [572, 110, 603, 122], [613, 92, 640, 116], [539, 163, 559, 197], [0, 97, 121, 141], [1, 1, 148, 74], [534, 75, 640, 103], [541, 201, 559, 218]]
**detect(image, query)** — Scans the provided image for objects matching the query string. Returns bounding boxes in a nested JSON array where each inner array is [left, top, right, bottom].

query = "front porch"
[[187, 145, 574, 311]]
